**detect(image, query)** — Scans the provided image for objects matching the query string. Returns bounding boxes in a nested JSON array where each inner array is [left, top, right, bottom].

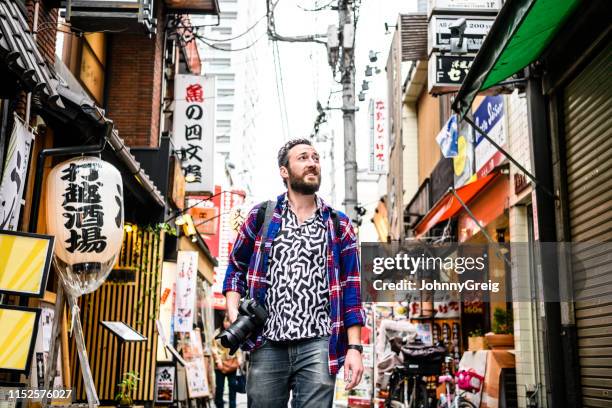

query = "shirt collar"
[[279, 193, 328, 216]]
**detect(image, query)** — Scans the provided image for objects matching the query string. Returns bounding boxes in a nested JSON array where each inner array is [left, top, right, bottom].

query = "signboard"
[[369, 99, 388, 174], [474, 95, 505, 178], [428, 53, 474, 94], [173, 74, 215, 194], [181, 330, 210, 398], [174, 251, 198, 332], [155, 365, 176, 404], [157, 262, 177, 361], [428, 16, 495, 54], [0, 230, 54, 297], [428, 0, 501, 15], [453, 120, 476, 188], [0, 120, 33, 230], [0, 305, 40, 372], [214, 189, 246, 308], [100, 321, 147, 341]]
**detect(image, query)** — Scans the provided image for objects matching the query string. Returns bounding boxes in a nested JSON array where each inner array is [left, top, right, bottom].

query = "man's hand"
[[344, 349, 364, 390], [226, 291, 241, 323], [227, 306, 238, 324]]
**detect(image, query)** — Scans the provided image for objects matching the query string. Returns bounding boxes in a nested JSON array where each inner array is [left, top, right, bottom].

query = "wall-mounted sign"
[[453, 120, 476, 188], [428, 0, 501, 16], [169, 156, 186, 211], [0, 230, 54, 297], [428, 53, 475, 94], [173, 74, 215, 195], [428, 16, 495, 54], [473, 95, 505, 178], [0, 120, 33, 231], [157, 262, 177, 361], [174, 251, 198, 332], [0, 305, 41, 372], [46, 156, 124, 298], [155, 365, 176, 404], [369, 99, 388, 174]]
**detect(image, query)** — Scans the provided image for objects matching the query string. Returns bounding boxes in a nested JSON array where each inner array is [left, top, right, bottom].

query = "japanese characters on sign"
[[473, 95, 505, 178], [428, 16, 495, 54], [428, 0, 501, 15], [0, 120, 33, 231], [369, 99, 388, 174], [428, 54, 474, 94], [173, 74, 215, 194], [174, 251, 198, 332], [45, 157, 124, 297]]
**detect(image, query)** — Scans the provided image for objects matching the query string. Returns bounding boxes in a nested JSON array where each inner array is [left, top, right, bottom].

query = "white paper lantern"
[[46, 156, 124, 297]]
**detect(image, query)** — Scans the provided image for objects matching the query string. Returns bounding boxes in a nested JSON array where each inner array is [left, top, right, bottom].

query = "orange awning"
[[413, 172, 499, 238]]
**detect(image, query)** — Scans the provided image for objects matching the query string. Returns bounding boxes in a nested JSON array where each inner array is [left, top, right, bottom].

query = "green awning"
[[452, 0, 581, 118]]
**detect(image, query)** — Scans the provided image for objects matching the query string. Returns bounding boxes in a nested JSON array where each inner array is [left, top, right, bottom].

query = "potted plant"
[[485, 307, 514, 350], [116, 371, 140, 407], [467, 328, 487, 351]]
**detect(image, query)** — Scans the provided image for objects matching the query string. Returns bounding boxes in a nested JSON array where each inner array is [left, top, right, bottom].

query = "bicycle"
[[385, 341, 446, 408], [436, 358, 482, 408]]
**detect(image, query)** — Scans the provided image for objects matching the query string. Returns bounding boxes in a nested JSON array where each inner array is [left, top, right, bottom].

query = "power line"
[[192, 13, 267, 41], [274, 41, 290, 139], [296, 0, 335, 12], [271, 40, 290, 141], [193, 31, 266, 52]]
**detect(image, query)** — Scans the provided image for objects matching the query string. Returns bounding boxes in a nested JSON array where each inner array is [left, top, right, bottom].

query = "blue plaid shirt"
[[223, 193, 366, 375]]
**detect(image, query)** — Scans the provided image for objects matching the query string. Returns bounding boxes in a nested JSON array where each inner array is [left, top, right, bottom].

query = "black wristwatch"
[[347, 344, 363, 353]]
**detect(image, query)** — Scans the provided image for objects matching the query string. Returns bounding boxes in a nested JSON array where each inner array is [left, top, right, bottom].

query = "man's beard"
[[288, 167, 321, 195]]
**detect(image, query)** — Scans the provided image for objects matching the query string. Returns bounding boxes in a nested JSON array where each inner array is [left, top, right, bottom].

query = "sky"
[[205, 0, 418, 239]]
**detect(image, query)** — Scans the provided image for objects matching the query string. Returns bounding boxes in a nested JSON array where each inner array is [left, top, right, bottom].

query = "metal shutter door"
[[564, 43, 612, 408]]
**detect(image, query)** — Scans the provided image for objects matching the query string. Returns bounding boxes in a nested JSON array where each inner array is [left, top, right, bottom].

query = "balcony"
[[164, 0, 219, 15], [65, 0, 156, 35]]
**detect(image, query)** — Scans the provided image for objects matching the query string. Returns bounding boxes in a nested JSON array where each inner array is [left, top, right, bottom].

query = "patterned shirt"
[[263, 197, 331, 341], [223, 193, 365, 375]]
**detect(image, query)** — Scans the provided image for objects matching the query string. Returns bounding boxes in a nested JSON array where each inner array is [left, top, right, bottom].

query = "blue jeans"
[[246, 337, 336, 408], [215, 369, 237, 408]]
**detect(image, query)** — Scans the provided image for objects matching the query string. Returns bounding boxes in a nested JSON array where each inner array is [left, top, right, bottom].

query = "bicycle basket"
[[400, 344, 446, 376], [456, 369, 484, 393]]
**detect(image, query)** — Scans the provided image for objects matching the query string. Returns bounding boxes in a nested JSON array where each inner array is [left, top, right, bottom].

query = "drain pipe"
[[28, 121, 111, 233]]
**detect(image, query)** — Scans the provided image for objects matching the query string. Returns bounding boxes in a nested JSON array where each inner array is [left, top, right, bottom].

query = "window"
[[213, 43, 231, 51], [211, 26, 232, 35], [216, 119, 231, 128], [217, 104, 234, 112], [207, 58, 231, 68], [217, 88, 235, 97], [216, 135, 230, 143], [216, 73, 235, 81], [220, 11, 238, 20]]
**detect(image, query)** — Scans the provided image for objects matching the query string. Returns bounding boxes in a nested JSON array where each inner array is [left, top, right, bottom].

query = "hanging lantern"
[[45, 156, 124, 297]]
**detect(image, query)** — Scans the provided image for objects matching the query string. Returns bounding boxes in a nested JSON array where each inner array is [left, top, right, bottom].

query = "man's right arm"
[[222, 205, 261, 323]]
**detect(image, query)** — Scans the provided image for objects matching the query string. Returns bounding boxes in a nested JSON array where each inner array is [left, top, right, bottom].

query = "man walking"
[[223, 139, 365, 407]]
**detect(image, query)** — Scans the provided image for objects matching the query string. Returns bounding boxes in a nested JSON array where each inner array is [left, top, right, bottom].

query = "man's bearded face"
[[285, 145, 321, 194]]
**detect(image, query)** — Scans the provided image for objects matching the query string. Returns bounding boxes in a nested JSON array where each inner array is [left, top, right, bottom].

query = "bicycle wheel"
[[458, 398, 477, 408], [409, 379, 430, 408]]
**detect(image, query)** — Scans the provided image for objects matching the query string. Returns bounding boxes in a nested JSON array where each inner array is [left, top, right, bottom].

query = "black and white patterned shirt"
[[263, 197, 331, 341]]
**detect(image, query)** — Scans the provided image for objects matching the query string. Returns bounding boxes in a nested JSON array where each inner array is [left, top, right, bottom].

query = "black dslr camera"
[[216, 299, 268, 355]]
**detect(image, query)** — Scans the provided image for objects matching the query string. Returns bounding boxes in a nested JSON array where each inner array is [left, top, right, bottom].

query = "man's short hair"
[[277, 138, 312, 168]]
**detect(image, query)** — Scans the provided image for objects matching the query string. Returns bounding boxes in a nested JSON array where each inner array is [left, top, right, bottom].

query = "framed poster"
[[0, 305, 41, 372], [0, 230, 54, 297], [100, 321, 147, 341], [155, 364, 176, 404]]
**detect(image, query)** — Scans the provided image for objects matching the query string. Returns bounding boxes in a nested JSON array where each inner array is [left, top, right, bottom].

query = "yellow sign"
[[0, 305, 40, 372], [0, 230, 54, 297]]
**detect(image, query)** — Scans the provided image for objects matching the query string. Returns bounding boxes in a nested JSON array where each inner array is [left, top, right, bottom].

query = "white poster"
[[173, 74, 215, 194], [174, 251, 198, 332], [29, 302, 63, 400], [369, 99, 388, 174], [185, 359, 210, 398], [0, 120, 33, 230], [157, 262, 177, 361]]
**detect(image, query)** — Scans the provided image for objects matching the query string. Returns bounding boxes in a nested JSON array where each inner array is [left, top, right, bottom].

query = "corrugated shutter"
[[564, 42, 612, 408]]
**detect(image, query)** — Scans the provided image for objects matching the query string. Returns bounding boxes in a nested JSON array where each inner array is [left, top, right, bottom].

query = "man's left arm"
[[339, 218, 366, 390]]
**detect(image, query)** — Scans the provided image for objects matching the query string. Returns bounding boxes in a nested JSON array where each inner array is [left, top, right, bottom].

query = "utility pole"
[[338, 0, 358, 222]]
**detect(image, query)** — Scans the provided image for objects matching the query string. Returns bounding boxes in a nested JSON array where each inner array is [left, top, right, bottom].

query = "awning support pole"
[[450, 187, 511, 268], [462, 113, 556, 199]]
